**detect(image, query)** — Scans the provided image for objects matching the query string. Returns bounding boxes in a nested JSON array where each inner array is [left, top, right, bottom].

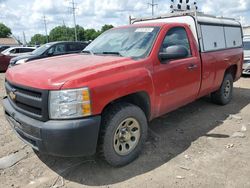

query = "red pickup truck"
[[3, 12, 243, 166]]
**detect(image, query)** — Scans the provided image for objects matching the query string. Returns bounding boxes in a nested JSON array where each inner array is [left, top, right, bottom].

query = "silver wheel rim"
[[113, 118, 141, 156], [224, 80, 231, 99]]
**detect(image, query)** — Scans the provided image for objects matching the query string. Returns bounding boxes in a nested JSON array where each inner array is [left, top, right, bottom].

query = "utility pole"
[[69, 0, 78, 41], [63, 19, 68, 40], [43, 15, 49, 43], [22, 31, 27, 46], [148, 0, 157, 16]]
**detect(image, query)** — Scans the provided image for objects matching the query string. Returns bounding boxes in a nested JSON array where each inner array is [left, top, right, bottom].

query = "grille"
[[5, 80, 49, 121]]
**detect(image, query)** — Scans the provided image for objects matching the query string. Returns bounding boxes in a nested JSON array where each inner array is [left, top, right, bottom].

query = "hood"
[[6, 54, 135, 90], [10, 54, 36, 63]]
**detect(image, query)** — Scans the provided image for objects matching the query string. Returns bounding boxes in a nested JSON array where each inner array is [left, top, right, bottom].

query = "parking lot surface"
[[0, 73, 249, 188]]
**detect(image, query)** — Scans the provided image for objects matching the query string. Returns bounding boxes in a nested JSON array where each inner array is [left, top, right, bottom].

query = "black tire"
[[99, 103, 148, 167], [211, 73, 233, 105]]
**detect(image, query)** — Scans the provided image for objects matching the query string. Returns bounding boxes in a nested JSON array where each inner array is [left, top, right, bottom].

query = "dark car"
[[9, 41, 89, 67], [0, 45, 10, 52]]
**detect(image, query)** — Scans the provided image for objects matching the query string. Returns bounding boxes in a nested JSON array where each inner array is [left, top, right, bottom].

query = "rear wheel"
[[99, 103, 148, 167], [211, 73, 233, 105]]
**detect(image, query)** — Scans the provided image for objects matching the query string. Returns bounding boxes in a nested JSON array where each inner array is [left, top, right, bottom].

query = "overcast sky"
[[0, 0, 249, 42]]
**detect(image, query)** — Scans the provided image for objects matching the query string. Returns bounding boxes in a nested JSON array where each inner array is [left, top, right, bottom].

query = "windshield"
[[32, 44, 52, 55], [243, 41, 250, 51], [84, 26, 160, 58]]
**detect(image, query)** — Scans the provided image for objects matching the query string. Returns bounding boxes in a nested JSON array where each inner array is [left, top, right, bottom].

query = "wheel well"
[[102, 92, 151, 120], [225, 65, 237, 80]]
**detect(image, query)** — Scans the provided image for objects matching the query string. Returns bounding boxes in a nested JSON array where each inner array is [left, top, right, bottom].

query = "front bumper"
[[3, 97, 101, 157]]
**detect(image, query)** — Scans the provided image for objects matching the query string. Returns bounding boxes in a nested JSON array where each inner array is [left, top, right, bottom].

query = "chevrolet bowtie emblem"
[[9, 90, 16, 101]]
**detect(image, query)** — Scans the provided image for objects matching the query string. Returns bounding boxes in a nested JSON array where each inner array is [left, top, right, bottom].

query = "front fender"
[[88, 67, 155, 116]]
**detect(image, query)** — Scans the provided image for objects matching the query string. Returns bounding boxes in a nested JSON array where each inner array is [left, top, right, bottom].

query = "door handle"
[[187, 64, 198, 70]]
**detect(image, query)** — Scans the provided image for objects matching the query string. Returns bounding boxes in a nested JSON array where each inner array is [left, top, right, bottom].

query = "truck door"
[[153, 26, 201, 116]]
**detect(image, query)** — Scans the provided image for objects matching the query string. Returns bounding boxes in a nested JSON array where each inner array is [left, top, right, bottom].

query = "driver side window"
[[47, 44, 66, 56], [53, 44, 66, 55], [161, 27, 192, 57], [10, 49, 17, 54], [47, 47, 54, 55]]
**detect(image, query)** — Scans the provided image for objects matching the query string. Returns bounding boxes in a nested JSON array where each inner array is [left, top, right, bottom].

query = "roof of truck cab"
[[132, 12, 241, 27], [115, 22, 187, 29]]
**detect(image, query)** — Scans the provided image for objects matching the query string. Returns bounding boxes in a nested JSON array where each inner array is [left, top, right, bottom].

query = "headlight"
[[49, 88, 91, 119], [15, 58, 28, 65]]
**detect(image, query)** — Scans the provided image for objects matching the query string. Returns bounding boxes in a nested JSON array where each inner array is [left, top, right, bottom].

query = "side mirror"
[[159, 45, 189, 62]]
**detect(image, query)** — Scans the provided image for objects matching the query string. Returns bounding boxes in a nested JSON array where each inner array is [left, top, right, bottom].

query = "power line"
[[148, 0, 158, 16], [43, 15, 49, 43], [69, 0, 78, 41]]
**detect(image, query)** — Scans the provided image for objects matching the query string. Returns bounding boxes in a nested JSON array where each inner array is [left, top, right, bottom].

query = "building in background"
[[0, 37, 20, 46]]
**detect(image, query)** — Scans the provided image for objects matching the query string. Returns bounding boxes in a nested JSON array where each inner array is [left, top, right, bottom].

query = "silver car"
[[243, 37, 250, 75]]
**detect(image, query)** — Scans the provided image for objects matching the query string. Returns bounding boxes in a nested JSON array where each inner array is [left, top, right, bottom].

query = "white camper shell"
[[131, 11, 243, 52]]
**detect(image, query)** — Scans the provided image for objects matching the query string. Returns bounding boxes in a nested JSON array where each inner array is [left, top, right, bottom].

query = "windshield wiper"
[[100, 51, 123, 56], [82, 50, 94, 55]]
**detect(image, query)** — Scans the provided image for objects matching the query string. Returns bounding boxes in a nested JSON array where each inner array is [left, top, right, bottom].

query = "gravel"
[[0, 74, 249, 188]]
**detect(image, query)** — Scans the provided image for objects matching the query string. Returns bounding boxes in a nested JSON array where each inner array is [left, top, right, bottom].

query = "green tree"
[[30, 24, 115, 43], [76, 25, 85, 41], [92, 30, 101, 39], [0, 23, 12, 38], [101, 24, 114, 33], [85, 29, 101, 41], [49, 26, 75, 41], [30, 34, 47, 45]]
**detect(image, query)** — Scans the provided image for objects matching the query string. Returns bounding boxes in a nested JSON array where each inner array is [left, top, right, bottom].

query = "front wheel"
[[211, 73, 233, 105], [99, 103, 148, 167]]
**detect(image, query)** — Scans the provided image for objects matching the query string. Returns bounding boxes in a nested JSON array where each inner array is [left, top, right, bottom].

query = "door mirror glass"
[[159, 45, 189, 62]]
